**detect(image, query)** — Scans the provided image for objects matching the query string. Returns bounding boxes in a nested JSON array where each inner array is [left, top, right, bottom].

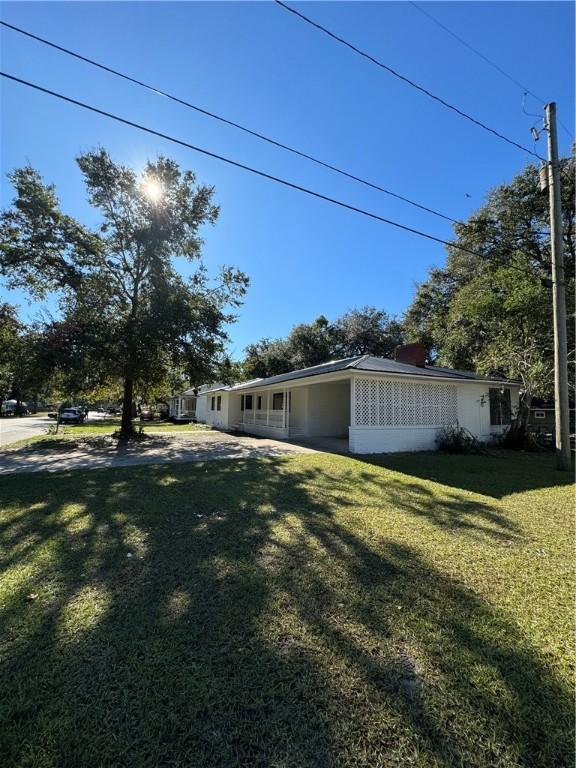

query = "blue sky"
[[1, 1, 574, 359]]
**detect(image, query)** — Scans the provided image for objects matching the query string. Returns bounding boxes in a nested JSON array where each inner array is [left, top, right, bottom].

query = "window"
[[534, 411, 546, 419], [489, 388, 512, 426], [217, 395, 221, 411], [257, 395, 262, 410], [211, 396, 215, 411], [240, 395, 244, 412], [272, 392, 284, 411], [245, 395, 253, 410]]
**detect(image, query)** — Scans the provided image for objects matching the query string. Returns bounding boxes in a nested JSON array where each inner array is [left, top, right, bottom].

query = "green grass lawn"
[[70, 418, 209, 434], [4, 420, 209, 451], [0, 452, 573, 767]]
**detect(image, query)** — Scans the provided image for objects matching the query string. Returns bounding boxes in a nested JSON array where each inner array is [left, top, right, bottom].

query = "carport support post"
[[266, 392, 270, 427], [350, 376, 356, 428]]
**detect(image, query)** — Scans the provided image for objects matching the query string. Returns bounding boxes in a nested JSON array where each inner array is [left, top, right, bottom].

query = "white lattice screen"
[[354, 378, 458, 427]]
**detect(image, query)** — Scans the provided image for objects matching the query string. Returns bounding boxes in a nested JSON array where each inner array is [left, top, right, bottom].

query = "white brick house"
[[178, 345, 521, 454]]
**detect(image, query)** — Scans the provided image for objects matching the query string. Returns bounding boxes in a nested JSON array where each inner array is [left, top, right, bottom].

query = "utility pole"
[[545, 102, 571, 470]]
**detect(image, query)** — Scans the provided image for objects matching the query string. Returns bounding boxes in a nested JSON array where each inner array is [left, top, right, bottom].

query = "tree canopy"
[[242, 307, 404, 379], [0, 151, 249, 432], [404, 155, 575, 402]]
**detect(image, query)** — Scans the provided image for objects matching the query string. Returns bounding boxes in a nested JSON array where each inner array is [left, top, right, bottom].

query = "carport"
[[231, 376, 351, 446]]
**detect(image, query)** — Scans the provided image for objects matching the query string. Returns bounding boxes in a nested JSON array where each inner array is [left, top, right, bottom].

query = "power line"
[[275, 0, 542, 159], [1, 20, 556, 236], [411, 2, 543, 103], [1, 72, 553, 283], [2, 70, 515, 264], [0, 19, 461, 227], [409, 1, 574, 140]]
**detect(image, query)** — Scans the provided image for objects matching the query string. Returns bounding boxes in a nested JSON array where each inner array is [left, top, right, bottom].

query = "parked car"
[[1, 400, 28, 416], [139, 410, 155, 421], [58, 408, 85, 425]]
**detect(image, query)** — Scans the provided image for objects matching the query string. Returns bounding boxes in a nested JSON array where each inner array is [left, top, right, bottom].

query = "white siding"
[[349, 427, 439, 454], [228, 393, 242, 427], [307, 380, 350, 437], [457, 382, 491, 438], [205, 392, 229, 429], [456, 382, 519, 439], [289, 387, 308, 437], [196, 394, 207, 423]]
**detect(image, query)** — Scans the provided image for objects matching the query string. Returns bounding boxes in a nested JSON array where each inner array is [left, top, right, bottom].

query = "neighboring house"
[[529, 398, 576, 434], [168, 384, 212, 422], [193, 344, 521, 454], [168, 388, 198, 421]]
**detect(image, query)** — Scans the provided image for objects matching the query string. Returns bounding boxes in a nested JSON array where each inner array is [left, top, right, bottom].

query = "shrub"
[[436, 425, 486, 454], [501, 423, 552, 452]]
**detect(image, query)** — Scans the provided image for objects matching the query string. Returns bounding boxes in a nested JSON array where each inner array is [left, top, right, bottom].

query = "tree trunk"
[[120, 375, 135, 437], [517, 393, 532, 430], [504, 392, 533, 449]]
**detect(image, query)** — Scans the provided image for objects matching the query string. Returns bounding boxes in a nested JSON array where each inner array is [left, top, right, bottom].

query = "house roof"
[[530, 398, 576, 409], [194, 355, 520, 395], [230, 357, 361, 391], [178, 388, 198, 397], [353, 356, 518, 382], [200, 378, 263, 396]]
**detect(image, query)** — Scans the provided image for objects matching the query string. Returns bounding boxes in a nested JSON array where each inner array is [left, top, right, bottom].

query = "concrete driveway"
[[0, 430, 317, 475]]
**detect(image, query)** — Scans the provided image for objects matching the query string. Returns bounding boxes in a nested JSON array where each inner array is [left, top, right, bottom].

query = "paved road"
[[0, 414, 52, 449]]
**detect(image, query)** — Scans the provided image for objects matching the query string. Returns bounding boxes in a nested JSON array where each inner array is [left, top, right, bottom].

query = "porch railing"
[[239, 410, 284, 429]]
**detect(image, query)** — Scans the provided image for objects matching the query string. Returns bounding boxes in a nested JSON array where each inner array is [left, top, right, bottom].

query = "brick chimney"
[[394, 343, 427, 367]]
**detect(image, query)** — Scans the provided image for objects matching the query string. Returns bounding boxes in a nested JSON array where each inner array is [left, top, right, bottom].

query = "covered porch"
[[232, 389, 292, 439], [231, 378, 351, 443], [169, 394, 198, 420]]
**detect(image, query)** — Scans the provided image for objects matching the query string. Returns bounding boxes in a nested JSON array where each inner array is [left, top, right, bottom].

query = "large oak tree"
[[0, 150, 248, 435]]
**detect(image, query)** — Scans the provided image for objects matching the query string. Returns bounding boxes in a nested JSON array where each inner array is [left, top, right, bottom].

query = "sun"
[[141, 177, 164, 203]]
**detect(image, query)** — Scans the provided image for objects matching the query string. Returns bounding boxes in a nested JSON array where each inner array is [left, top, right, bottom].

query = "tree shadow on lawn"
[[339, 470, 522, 541], [355, 450, 574, 499], [0, 457, 572, 767]]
